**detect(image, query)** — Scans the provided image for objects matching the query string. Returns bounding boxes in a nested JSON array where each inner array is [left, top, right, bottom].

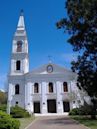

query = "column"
[[41, 82, 47, 114], [69, 81, 73, 110], [56, 81, 63, 113]]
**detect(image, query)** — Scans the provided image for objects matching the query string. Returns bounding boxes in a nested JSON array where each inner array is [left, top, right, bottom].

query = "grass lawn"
[[71, 116, 97, 129], [18, 116, 35, 129]]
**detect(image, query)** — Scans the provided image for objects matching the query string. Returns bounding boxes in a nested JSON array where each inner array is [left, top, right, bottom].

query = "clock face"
[[47, 65, 53, 73]]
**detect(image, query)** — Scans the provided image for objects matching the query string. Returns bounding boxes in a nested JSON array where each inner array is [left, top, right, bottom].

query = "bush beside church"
[[0, 111, 20, 129], [10, 106, 31, 118], [69, 104, 97, 116]]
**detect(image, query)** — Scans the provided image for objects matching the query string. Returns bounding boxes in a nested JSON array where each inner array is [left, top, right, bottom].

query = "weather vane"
[[20, 9, 24, 15], [48, 55, 52, 63]]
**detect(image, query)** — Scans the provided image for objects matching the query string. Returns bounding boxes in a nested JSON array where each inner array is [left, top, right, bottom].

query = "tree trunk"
[[91, 98, 96, 119]]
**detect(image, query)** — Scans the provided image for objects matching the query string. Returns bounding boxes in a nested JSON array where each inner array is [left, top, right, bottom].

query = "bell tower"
[[10, 10, 29, 75]]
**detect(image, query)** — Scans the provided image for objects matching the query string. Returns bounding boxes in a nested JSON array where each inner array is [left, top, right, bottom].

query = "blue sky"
[[0, 0, 75, 90]]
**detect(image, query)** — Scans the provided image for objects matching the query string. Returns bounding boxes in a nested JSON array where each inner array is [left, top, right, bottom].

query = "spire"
[[17, 10, 25, 30]]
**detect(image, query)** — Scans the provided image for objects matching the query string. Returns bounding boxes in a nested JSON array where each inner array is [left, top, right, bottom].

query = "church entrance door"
[[47, 99, 56, 113], [63, 101, 70, 112], [34, 102, 40, 113]]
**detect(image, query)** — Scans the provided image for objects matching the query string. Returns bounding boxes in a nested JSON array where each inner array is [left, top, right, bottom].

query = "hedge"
[[10, 106, 31, 118], [0, 111, 20, 129]]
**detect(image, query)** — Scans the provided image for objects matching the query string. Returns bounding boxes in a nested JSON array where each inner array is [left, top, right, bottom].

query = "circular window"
[[47, 65, 53, 73]]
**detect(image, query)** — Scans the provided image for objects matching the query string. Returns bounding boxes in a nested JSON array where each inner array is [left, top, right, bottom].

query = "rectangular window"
[[15, 84, 19, 94], [48, 83, 53, 93], [34, 83, 39, 93], [63, 82, 68, 92], [16, 60, 21, 70]]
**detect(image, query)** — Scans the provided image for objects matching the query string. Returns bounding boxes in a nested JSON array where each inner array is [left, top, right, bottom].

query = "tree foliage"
[[56, 0, 97, 119], [0, 111, 20, 129], [0, 91, 7, 105]]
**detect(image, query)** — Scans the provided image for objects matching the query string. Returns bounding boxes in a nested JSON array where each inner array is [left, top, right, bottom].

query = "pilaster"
[[41, 82, 47, 114], [56, 81, 63, 113]]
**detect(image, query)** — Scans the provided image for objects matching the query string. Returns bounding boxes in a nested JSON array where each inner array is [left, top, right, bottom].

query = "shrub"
[[0, 111, 20, 129], [11, 106, 31, 118], [0, 104, 7, 112], [78, 105, 92, 115], [12, 119, 20, 129], [69, 103, 97, 115], [69, 108, 79, 115]]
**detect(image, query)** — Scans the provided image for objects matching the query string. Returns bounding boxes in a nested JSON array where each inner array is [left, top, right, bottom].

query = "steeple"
[[17, 10, 25, 30], [10, 10, 29, 75]]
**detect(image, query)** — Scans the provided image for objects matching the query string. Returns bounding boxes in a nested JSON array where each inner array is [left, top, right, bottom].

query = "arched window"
[[17, 41, 22, 52], [34, 83, 39, 93], [15, 84, 19, 94], [48, 82, 53, 93], [16, 60, 20, 70], [63, 82, 68, 92]]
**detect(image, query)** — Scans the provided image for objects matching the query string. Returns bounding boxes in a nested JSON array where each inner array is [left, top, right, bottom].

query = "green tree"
[[0, 91, 7, 105], [56, 0, 97, 119]]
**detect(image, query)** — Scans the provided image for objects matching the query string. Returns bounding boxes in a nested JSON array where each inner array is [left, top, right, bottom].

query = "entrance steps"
[[34, 112, 69, 117]]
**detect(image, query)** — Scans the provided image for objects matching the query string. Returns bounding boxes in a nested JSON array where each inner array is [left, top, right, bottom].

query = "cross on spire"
[[48, 55, 52, 63], [20, 9, 24, 16]]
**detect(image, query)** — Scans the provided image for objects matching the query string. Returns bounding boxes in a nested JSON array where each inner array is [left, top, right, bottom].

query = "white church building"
[[7, 11, 83, 114]]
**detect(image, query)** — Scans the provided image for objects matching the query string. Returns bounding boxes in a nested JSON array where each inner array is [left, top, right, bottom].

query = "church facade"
[[7, 12, 83, 114]]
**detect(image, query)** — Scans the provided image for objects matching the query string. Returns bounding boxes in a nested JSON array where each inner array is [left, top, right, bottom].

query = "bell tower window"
[[16, 60, 21, 70], [17, 41, 22, 52]]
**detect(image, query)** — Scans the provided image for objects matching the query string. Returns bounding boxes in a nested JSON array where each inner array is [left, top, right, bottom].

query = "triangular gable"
[[27, 63, 76, 76]]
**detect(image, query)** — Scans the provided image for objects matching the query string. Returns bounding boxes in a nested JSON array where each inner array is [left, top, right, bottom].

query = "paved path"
[[26, 116, 89, 129]]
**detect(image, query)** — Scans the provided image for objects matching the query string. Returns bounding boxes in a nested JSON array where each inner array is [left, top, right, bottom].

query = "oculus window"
[[15, 101, 18, 105], [47, 65, 53, 73]]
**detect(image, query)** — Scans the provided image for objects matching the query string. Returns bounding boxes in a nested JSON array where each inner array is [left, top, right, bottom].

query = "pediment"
[[27, 63, 76, 76]]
